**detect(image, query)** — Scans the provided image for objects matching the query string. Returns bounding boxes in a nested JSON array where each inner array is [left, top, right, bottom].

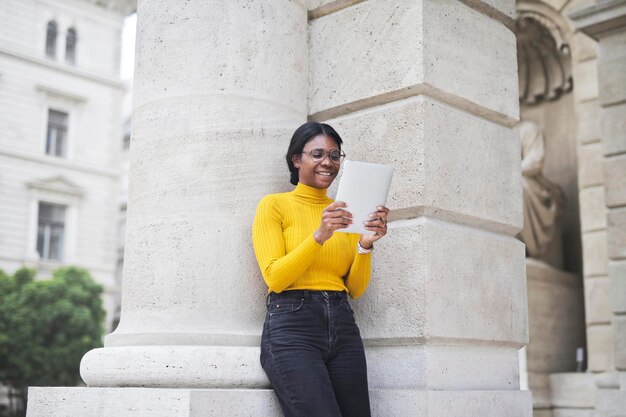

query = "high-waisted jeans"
[[260, 290, 371, 417]]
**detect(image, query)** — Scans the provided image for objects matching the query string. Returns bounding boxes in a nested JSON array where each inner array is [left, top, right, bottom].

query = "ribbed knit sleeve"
[[345, 235, 372, 299], [252, 195, 323, 293]]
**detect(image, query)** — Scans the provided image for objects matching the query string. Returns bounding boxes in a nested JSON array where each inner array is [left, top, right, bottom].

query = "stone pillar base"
[[27, 387, 532, 417]]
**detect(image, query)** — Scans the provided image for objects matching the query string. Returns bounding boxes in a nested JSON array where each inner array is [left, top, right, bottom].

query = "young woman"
[[252, 122, 389, 417]]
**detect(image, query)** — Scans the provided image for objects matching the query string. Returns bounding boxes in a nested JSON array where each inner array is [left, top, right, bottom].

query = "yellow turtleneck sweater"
[[252, 182, 372, 299]]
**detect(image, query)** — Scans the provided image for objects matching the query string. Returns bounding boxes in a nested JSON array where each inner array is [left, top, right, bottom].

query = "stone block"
[[601, 103, 626, 156], [582, 230, 608, 277], [526, 259, 585, 372], [327, 96, 522, 234], [549, 372, 596, 408], [604, 154, 626, 208], [526, 371, 551, 409], [587, 324, 614, 371], [356, 217, 527, 346], [563, 0, 600, 16], [578, 143, 604, 188], [579, 186, 607, 232], [598, 31, 626, 106], [571, 31, 598, 63], [607, 207, 626, 259], [309, 0, 518, 121], [26, 387, 532, 417], [26, 387, 283, 417], [572, 59, 599, 103], [369, 389, 532, 417], [609, 261, 626, 313], [576, 99, 601, 145], [613, 317, 626, 370], [584, 277, 611, 325], [133, 0, 308, 123], [366, 344, 520, 390], [595, 384, 626, 417]]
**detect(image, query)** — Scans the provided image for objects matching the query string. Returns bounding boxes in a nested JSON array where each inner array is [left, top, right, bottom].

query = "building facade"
[[0, 0, 133, 331]]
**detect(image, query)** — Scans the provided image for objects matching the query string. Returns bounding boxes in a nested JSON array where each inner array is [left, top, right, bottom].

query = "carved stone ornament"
[[516, 12, 573, 105]]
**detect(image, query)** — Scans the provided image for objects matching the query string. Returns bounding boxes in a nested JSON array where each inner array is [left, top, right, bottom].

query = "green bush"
[[0, 266, 105, 414]]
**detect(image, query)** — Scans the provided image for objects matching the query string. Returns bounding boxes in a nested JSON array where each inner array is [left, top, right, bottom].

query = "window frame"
[[45, 108, 70, 158], [65, 27, 77, 65], [36, 202, 67, 261], [26, 181, 81, 268], [45, 20, 58, 59]]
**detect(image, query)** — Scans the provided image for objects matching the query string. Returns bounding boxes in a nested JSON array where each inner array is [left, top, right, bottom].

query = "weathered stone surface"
[[607, 207, 626, 259], [526, 371, 551, 409], [609, 261, 626, 313], [595, 382, 626, 417], [326, 96, 522, 234], [366, 344, 520, 390], [587, 324, 614, 371], [80, 0, 310, 388], [526, 259, 585, 372], [133, 1, 307, 123], [26, 387, 282, 417], [582, 230, 608, 277], [576, 99, 602, 145], [309, 0, 518, 121], [553, 410, 595, 417], [601, 103, 626, 156], [579, 186, 607, 232], [550, 372, 596, 408], [571, 31, 598, 63], [533, 409, 553, 417], [604, 154, 626, 208], [26, 387, 532, 417], [572, 59, 599, 103], [584, 277, 611, 325], [355, 217, 527, 346], [613, 316, 626, 369], [597, 30, 626, 106], [578, 143, 605, 188], [464, 0, 516, 19]]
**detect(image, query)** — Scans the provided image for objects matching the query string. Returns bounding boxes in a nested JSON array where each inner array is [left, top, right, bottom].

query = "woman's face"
[[293, 134, 340, 189]]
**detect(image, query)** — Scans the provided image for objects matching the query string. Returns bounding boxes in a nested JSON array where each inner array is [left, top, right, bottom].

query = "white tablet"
[[334, 160, 394, 235]]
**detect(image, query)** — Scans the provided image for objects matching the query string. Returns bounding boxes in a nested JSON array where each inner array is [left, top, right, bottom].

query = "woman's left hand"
[[359, 206, 390, 249]]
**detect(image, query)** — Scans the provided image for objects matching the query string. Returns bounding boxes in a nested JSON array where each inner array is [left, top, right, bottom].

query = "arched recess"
[[516, 0, 581, 273], [515, 1, 588, 415]]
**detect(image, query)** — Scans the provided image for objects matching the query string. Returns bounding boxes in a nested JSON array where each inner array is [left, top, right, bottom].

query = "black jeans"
[[260, 290, 371, 417]]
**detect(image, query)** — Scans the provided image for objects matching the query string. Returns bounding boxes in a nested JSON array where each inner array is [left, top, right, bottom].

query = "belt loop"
[[303, 290, 310, 303], [266, 292, 271, 307]]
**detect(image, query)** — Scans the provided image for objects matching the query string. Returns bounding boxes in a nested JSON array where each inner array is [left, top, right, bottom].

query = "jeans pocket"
[[268, 298, 305, 317]]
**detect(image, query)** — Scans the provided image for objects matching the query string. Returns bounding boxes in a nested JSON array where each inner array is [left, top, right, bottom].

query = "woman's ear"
[[292, 154, 301, 169]]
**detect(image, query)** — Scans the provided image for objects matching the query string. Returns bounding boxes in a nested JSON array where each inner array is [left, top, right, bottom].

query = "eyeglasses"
[[301, 148, 346, 164]]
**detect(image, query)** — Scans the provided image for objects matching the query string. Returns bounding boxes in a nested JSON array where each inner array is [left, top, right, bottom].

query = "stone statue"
[[516, 121, 565, 258]]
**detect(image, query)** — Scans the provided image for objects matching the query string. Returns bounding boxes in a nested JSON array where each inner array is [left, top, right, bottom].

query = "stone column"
[[570, 1, 626, 415], [308, 0, 530, 416], [28, 0, 307, 415]]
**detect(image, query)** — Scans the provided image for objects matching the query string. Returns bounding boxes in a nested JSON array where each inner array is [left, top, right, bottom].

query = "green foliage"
[[0, 266, 105, 395]]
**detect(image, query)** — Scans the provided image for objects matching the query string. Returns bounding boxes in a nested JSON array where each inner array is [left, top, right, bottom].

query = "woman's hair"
[[286, 122, 343, 185]]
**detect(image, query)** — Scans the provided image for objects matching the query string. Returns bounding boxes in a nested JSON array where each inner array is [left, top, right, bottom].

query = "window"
[[46, 109, 68, 157], [37, 202, 66, 261], [66, 27, 77, 64], [46, 21, 57, 59]]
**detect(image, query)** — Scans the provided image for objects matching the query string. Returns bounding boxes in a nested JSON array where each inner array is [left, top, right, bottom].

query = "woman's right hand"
[[313, 201, 352, 245]]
